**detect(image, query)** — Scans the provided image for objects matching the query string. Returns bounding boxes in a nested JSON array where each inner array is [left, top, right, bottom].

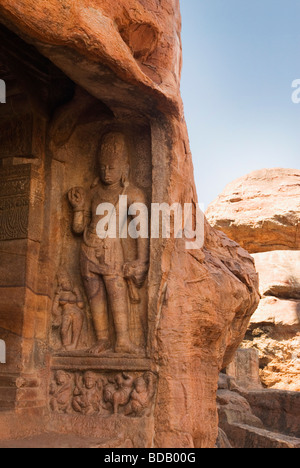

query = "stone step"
[[232, 423, 300, 449]]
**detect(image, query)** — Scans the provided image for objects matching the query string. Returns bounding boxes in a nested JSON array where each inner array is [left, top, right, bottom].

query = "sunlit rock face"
[[206, 168, 300, 254], [207, 168, 300, 392], [0, 0, 259, 448]]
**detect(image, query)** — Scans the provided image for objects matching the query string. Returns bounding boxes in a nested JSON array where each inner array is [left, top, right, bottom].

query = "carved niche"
[[67, 131, 150, 357], [50, 124, 151, 359], [48, 101, 153, 424]]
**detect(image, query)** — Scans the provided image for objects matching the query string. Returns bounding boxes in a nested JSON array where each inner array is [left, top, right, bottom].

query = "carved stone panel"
[[51, 269, 87, 352], [52, 125, 151, 357], [0, 165, 30, 241], [49, 370, 157, 418], [0, 115, 43, 161], [0, 164, 42, 241]]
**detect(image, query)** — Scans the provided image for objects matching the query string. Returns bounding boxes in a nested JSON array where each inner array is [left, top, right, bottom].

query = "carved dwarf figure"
[[103, 372, 134, 415], [50, 371, 73, 413], [125, 372, 156, 417], [72, 371, 103, 415], [52, 270, 85, 351], [68, 132, 149, 355]]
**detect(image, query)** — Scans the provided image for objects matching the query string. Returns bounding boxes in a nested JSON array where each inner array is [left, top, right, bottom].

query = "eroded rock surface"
[[253, 251, 300, 300], [0, 0, 260, 448], [244, 250, 300, 391], [206, 169, 300, 392], [206, 168, 300, 254]]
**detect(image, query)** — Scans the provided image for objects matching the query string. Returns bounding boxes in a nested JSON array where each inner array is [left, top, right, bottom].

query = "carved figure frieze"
[[49, 371, 157, 417], [50, 370, 73, 414], [73, 371, 103, 415]]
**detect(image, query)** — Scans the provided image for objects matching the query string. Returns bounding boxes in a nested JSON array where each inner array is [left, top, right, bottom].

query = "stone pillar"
[[0, 160, 45, 411]]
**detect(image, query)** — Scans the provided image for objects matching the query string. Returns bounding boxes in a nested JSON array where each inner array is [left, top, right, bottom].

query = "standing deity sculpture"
[[68, 132, 149, 355]]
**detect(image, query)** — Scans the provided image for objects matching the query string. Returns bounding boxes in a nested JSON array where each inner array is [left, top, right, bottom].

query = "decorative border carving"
[[0, 164, 40, 241]]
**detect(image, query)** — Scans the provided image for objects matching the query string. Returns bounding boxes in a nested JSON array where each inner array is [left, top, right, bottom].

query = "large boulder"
[[206, 169, 300, 391], [252, 251, 300, 299], [206, 168, 300, 254]]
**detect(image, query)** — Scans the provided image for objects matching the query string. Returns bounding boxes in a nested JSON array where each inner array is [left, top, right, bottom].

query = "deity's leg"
[[104, 275, 142, 355], [61, 314, 72, 349], [82, 273, 111, 354], [67, 309, 84, 351]]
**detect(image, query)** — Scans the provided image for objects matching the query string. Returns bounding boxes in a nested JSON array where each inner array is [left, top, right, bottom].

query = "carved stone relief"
[[0, 165, 31, 241], [52, 270, 85, 351], [67, 131, 150, 356], [50, 370, 157, 417]]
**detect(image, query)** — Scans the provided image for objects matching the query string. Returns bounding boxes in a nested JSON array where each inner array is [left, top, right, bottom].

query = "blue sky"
[[180, 0, 300, 207]]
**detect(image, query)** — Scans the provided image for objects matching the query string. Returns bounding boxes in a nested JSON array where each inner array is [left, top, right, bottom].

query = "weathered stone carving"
[[124, 372, 156, 417], [0, 165, 30, 241], [50, 371, 73, 414], [52, 270, 85, 351], [73, 371, 103, 415], [68, 132, 149, 356], [0, 163, 42, 242], [103, 372, 134, 415], [50, 371, 156, 417]]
